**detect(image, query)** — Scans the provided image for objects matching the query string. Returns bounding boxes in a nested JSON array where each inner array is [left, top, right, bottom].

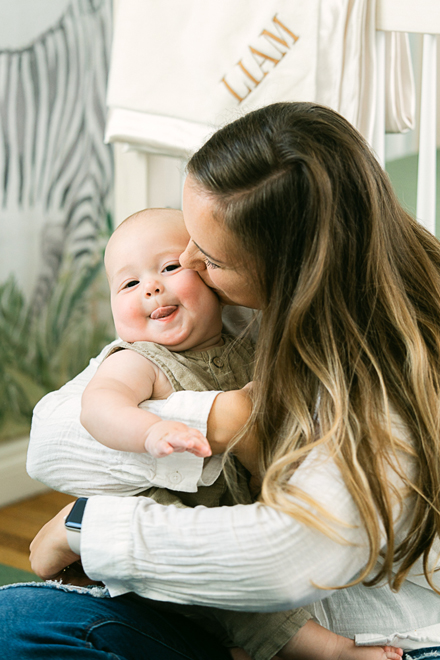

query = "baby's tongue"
[[150, 306, 178, 320]]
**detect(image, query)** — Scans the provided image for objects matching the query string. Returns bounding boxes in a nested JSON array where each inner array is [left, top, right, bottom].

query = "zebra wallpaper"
[[0, 0, 114, 442]]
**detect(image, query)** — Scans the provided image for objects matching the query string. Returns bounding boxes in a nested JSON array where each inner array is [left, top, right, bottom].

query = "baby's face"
[[105, 211, 223, 351]]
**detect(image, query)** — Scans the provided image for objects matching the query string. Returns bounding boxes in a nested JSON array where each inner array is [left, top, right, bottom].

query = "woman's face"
[[180, 177, 261, 309]]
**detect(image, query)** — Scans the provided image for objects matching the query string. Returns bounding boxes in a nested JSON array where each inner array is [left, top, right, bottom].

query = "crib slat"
[[416, 34, 437, 234], [373, 31, 386, 167]]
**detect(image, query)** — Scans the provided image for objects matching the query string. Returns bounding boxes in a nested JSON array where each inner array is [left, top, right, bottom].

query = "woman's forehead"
[[182, 180, 233, 258]]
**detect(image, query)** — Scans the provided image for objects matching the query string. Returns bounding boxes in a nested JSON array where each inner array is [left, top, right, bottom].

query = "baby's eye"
[[162, 264, 180, 273], [124, 280, 139, 289]]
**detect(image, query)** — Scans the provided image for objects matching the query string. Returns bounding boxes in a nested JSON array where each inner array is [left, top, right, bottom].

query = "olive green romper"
[[109, 335, 312, 660]]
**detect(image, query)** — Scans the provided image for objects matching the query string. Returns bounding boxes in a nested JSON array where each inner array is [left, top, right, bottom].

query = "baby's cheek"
[[114, 300, 143, 329], [179, 270, 211, 298], [181, 274, 221, 324]]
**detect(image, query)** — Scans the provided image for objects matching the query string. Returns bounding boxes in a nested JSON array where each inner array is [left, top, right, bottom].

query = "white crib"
[[373, 0, 439, 233], [113, 0, 440, 235]]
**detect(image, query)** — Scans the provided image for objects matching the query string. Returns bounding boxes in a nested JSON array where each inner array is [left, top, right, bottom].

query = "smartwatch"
[[64, 498, 88, 555]]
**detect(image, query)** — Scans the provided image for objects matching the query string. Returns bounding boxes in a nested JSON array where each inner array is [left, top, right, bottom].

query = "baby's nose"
[[144, 276, 163, 298], [144, 280, 162, 297]]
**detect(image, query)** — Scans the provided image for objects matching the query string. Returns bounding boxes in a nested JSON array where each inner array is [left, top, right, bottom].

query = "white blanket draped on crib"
[[106, 0, 415, 157]]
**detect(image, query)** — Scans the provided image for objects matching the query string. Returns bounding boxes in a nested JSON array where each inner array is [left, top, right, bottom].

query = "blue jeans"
[[0, 582, 231, 659], [405, 649, 440, 660]]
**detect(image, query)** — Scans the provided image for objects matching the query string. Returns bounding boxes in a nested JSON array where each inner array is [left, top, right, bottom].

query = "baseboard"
[[0, 437, 49, 508]]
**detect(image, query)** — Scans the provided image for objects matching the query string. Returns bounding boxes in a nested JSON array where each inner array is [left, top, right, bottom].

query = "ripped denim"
[[0, 580, 230, 659], [404, 648, 440, 660]]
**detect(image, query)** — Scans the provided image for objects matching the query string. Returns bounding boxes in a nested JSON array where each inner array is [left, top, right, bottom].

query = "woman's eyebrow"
[[192, 240, 226, 265]]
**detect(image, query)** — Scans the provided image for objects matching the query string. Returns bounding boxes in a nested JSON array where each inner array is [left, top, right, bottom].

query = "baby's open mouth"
[[150, 305, 178, 320]]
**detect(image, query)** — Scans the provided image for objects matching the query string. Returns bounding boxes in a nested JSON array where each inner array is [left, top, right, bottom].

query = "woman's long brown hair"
[[187, 102, 440, 591]]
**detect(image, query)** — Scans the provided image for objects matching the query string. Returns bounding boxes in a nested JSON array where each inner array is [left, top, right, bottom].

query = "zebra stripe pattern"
[[0, 0, 113, 306]]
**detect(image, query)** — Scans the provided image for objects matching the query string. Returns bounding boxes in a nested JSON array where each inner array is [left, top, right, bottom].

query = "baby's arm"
[[272, 620, 403, 660], [81, 349, 211, 458]]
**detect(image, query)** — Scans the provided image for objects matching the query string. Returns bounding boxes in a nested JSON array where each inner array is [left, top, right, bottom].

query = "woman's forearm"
[[80, 485, 369, 610], [79, 448, 377, 610], [207, 389, 260, 477]]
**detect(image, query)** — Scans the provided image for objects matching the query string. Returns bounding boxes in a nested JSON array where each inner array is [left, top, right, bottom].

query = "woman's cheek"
[[196, 268, 216, 289]]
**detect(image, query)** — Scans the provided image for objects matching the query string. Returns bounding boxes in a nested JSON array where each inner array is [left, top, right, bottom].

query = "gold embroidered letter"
[[260, 29, 289, 57], [220, 15, 299, 104], [249, 46, 281, 69], [220, 75, 251, 103], [238, 59, 265, 85], [272, 14, 299, 44]]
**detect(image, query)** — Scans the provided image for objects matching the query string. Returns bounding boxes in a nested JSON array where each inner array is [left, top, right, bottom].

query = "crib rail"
[[114, 1, 440, 236], [374, 0, 439, 233]]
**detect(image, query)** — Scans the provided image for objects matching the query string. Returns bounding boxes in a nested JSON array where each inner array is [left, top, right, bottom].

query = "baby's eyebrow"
[[113, 265, 135, 279]]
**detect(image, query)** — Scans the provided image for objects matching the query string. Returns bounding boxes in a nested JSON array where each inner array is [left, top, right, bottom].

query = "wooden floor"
[[0, 491, 75, 572]]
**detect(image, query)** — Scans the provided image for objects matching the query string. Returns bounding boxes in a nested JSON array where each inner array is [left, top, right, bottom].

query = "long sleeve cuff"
[[145, 390, 223, 491], [28, 351, 222, 495]]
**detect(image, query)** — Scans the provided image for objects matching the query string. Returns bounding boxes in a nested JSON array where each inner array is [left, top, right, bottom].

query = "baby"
[[81, 207, 232, 459], [81, 208, 402, 660]]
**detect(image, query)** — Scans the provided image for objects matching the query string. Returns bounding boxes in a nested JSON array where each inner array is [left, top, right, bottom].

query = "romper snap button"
[[212, 357, 224, 368], [168, 471, 183, 485]]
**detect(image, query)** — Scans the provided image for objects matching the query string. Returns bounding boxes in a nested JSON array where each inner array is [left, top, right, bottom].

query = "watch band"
[[65, 526, 81, 555], [64, 497, 88, 555]]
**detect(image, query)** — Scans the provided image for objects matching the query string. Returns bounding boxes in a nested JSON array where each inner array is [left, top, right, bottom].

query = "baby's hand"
[[144, 420, 212, 458]]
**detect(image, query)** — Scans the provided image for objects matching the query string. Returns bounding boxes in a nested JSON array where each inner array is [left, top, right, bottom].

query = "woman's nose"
[[180, 241, 206, 272]]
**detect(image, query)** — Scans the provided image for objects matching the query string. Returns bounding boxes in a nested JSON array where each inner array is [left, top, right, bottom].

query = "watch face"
[[65, 498, 88, 530]]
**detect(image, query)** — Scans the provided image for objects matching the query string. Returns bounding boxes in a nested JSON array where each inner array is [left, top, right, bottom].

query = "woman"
[[4, 102, 440, 658]]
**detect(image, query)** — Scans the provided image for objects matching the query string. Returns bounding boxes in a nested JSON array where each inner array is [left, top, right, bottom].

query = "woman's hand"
[[29, 502, 80, 580]]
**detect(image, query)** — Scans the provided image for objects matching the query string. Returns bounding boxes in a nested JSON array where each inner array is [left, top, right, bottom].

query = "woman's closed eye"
[[204, 258, 220, 270]]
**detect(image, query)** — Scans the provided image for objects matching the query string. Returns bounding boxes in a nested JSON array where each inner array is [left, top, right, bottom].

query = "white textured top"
[[28, 341, 440, 650], [28, 341, 223, 496]]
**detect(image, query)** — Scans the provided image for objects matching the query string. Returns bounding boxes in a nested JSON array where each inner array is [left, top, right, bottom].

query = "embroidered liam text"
[[221, 14, 299, 103]]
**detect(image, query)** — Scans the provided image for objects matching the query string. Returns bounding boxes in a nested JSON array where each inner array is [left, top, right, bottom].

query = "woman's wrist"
[[29, 502, 80, 580], [64, 497, 88, 554]]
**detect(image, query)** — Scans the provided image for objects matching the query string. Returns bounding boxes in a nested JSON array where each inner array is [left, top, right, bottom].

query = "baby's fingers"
[[185, 431, 212, 457], [167, 432, 211, 457], [144, 424, 212, 458], [162, 430, 210, 456], [146, 438, 175, 458]]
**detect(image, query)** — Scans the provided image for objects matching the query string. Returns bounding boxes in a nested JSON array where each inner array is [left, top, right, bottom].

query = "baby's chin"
[[116, 329, 192, 350], [117, 327, 222, 352]]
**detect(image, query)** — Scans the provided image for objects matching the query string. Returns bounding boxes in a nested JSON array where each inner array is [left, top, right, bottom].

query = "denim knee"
[[0, 581, 230, 660], [404, 648, 440, 660]]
